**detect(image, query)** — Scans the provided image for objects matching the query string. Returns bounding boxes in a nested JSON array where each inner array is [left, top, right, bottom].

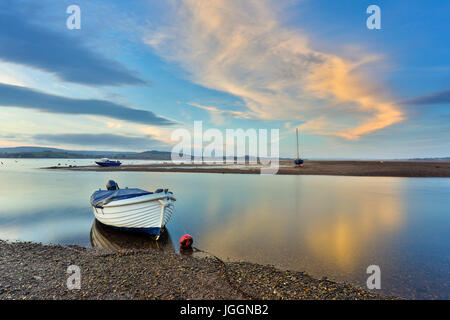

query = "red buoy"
[[180, 234, 193, 249]]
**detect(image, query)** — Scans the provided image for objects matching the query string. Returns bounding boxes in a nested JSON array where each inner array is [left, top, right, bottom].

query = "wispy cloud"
[[144, 0, 403, 139], [0, 83, 173, 126], [402, 88, 450, 106], [33, 133, 162, 149], [188, 102, 254, 125], [0, 3, 145, 86]]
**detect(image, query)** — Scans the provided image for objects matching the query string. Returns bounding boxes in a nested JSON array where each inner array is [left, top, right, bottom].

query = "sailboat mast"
[[296, 128, 299, 160]]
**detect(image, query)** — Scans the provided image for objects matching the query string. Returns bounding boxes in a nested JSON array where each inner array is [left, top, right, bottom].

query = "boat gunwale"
[[97, 194, 176, 208]]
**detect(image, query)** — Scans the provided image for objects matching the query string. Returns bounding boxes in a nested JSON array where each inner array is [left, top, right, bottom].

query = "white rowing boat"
[[90, 180, 175, 239]]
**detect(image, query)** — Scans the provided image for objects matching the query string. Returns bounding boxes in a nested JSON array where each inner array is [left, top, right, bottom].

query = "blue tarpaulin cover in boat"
[[91, 188, 152, 208]]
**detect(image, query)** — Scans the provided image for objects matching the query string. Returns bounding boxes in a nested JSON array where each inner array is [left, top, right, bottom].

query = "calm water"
[[0, 159, 449, 299]]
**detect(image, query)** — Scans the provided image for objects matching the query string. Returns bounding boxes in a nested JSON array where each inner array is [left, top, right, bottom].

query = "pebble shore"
[[0, 240, 395, 300]]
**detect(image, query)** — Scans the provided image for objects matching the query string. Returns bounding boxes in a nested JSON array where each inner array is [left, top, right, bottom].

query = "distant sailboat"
[[294, 128, 304, 167]]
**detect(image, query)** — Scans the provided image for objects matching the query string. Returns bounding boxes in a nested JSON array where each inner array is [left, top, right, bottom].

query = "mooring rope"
[[193, 246, 257, 300]]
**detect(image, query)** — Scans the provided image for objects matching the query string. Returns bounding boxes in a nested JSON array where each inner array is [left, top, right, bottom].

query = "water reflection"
[[0, 159, 449, 299], [304, 189, 404, 271], [200, 178, 405, 272], [90, 220, 174, 251]]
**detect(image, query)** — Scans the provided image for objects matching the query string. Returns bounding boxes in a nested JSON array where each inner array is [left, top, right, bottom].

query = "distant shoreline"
[[45, 160, 450, 178]]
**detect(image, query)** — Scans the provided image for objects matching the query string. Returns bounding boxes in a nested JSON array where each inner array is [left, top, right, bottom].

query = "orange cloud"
[[308, 56, 404, 139], [188, 102, 254, 125], [144, 0, 404, 139]]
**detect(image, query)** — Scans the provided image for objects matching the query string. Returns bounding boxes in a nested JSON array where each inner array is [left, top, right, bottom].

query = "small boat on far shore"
[[95, 158, 121, 167]]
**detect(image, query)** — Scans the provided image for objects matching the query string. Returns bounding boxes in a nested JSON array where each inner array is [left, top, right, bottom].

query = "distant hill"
[[0, 146, 65, 154], [3, 147, 446, 161], [408, 157, 450, 161], [0, 147, 173, 160], [0, 146, 289, 161]]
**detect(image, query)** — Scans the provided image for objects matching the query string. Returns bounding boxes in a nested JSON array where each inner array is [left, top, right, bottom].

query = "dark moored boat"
[[95, 158, 121, 167]]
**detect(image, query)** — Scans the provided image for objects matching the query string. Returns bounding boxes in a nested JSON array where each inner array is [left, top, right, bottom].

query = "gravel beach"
[[0, 240, 394, 300]]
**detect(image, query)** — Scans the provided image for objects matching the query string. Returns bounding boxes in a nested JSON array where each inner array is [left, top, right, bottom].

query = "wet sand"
[[46, 160, 450, 177], [0, 240, 394, 300]]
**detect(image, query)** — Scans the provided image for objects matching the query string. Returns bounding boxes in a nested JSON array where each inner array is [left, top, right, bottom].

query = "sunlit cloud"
[[138, 125, 179, 146], [0, 70, 24, 87], [188, 102, 254, 125], [106, 122, 124, 129], [144, 0, 404, 139]]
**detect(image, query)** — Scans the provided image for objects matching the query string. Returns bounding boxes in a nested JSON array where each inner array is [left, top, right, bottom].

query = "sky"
[[0, 0, 448, 159]]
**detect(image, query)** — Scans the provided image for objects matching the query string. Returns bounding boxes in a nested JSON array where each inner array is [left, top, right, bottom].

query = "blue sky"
[[0, 0, 448, 158]]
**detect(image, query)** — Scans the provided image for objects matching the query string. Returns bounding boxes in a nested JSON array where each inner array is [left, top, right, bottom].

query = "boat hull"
[[91, 193, 175, 238], [95, 161, 121, 167], [90, 220, 173, 250]]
